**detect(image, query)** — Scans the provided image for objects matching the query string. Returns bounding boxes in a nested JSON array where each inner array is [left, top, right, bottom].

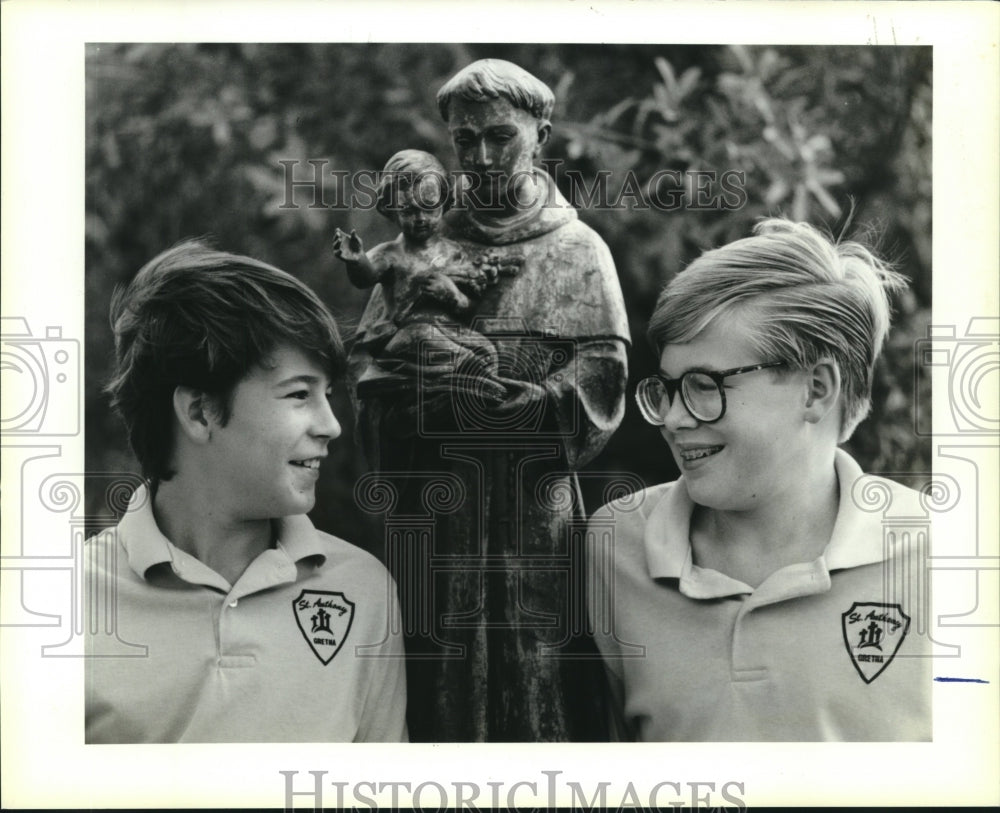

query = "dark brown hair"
[[106, 240, 345, 481]]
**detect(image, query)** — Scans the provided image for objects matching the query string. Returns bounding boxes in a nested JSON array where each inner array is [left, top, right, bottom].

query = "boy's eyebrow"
[[657, 364, 721, 378], [274, 373, 329, 388]]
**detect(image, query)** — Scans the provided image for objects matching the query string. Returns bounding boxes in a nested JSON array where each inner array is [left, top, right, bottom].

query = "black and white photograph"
[[2, 1, 997, 809]]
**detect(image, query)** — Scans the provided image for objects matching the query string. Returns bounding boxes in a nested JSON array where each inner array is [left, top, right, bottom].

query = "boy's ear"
[[534, 120, 552, 155], [172, 386, 215, 444], [803, 359, 841, 424]]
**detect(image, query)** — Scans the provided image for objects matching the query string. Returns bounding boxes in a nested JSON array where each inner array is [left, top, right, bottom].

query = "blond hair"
[[648, 219, 907, 441]]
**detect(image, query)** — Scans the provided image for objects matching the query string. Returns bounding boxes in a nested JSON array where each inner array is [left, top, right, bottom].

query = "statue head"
[[376, 149, 450, 242], [437, 59, 554, 213], [437, 59, 555, 123]]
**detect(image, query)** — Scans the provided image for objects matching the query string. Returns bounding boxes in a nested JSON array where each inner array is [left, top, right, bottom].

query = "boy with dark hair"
[[86, 240, 407, 743]]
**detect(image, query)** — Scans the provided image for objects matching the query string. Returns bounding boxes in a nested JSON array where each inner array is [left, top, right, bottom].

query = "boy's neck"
[[152, 476, 274, 587], [691, 453, 840, 588]]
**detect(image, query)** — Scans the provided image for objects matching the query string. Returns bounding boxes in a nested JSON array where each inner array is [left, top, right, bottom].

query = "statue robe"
[[349, 173, 630, 741]]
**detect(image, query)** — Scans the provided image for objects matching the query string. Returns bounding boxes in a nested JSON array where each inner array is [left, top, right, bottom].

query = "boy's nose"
[[661, 388, 698, 433], [314, 399, 342, 441]]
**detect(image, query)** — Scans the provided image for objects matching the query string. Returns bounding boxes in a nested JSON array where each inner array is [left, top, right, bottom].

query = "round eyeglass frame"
[[635, 361, 788, 425]]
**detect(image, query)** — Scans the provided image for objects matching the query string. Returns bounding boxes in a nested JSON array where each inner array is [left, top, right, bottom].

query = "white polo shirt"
[[587, 450, 931, 741], [85, 485, 407, 743]]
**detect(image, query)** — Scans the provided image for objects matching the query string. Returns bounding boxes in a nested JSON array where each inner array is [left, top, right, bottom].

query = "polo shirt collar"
[[117, 485, 172, 577], [118, 484, 329, 585], [643, 485, 752, 597], [823, 449, 893, 571], [643, 479, 695, 581], [642, 449, 891, 597], [274, 514, 329, 566]]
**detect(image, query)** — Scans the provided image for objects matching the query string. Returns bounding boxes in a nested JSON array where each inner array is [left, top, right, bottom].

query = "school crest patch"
[[293, 590, 355, 665], [841, 602, 910, 684]]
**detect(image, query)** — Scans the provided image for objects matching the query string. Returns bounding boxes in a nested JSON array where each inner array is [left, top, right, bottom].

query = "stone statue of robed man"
[[348, 58, 629, 742]]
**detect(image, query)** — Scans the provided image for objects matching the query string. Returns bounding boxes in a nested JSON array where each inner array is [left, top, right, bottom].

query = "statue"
[[347, 59, 630, 741], [334, 149, 509, 403]]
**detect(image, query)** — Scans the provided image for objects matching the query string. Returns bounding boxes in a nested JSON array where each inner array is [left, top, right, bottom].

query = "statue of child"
[[334, 149, 512, 400]]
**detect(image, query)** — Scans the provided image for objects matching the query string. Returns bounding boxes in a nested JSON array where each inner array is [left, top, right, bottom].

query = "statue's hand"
[[493, 380, 547, 414], [417, 272, 461, 307], [333, 228, 365, 262]]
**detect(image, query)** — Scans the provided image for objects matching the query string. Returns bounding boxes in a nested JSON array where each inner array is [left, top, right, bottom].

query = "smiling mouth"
[[679, 445, 724, 462], [290, 458, 322, 470]]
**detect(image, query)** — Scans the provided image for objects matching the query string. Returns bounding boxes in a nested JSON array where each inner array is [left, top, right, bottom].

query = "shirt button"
[[228, 599, 238, 608]]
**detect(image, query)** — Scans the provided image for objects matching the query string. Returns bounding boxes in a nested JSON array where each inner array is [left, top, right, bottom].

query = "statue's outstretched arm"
[[333, 228, 386, 288]]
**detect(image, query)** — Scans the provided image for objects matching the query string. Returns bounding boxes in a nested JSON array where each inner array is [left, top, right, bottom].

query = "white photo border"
[[2, 0, 997, 808]]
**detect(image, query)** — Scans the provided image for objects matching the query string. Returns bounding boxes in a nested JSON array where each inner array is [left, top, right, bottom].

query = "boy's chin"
[[276, 491, 317, 518]]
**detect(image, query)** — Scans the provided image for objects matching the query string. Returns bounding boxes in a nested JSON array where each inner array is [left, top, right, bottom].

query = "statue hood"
[[443, 169, 576, 246]]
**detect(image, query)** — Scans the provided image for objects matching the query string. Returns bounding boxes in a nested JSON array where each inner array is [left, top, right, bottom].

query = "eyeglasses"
[[635, 361, 787, 425]]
